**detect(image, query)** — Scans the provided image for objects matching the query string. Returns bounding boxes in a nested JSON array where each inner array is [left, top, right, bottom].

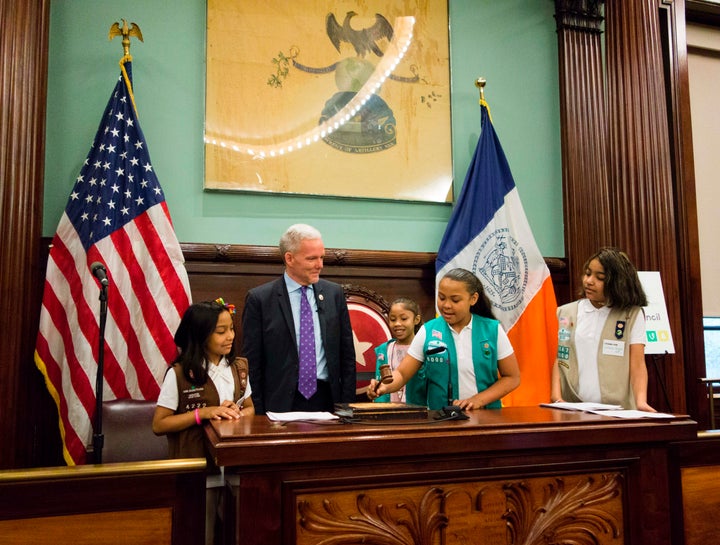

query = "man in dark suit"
[[241, 224, 356, 414]]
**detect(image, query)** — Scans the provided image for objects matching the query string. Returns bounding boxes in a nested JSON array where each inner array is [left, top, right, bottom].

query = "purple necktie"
[[298, 286, 317, 399]]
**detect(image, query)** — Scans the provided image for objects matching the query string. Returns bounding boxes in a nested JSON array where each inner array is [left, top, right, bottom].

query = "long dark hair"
[[441, 268, 496, 319], [582, 247, 647, 309], [173, 300, 236, 386]]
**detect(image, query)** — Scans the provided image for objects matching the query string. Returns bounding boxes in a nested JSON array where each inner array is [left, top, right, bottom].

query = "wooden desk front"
[[0, 459, 206, 545], [206, 406, 696, 545]]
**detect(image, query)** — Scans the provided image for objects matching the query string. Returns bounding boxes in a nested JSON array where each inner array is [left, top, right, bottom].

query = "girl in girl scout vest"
[[551, 248, 656, 411], [153, 298, 253, 545], [368, 268, 520, 410], [153, 298, 253, 457], [372, 297, 423, 404]]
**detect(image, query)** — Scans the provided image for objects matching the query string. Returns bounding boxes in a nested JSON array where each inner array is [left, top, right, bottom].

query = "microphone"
[[91, 262, 109, 286]]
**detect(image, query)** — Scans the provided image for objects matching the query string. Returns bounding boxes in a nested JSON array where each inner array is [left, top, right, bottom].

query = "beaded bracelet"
[[194, 408, 201, 425]]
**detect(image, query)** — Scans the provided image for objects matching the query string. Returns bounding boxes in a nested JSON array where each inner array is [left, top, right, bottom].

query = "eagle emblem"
[[326, 12, 394, 58]]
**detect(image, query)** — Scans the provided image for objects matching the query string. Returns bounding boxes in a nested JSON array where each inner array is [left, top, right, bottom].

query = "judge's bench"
[[207, 406, 699, 545]]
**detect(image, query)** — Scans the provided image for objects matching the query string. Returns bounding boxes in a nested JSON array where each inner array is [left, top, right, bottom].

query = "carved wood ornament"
[[297, 473, 623, 544]]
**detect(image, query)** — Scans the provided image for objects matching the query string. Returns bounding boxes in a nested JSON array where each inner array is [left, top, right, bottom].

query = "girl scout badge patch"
[[558, 316, 572, 342], [615, 321, 625, 339]]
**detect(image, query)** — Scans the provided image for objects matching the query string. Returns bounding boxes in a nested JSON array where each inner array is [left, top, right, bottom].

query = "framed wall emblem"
[[204, 0, 452, 203]]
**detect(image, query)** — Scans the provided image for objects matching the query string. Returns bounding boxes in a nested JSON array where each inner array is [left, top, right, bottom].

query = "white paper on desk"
[[265, 411, 339, 422], [540, 401, 623, 411], [587, 409, 677, 419]]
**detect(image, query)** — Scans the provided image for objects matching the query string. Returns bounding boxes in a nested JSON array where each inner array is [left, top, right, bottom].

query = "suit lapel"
[[313, 281, 327, 349], [275, 278, 296, 344]]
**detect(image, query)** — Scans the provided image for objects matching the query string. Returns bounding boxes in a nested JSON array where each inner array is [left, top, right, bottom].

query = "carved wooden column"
[[554, 0, 612, 295], [555, 0, 703, 419], [0, 0, 50, 468], [605, 0, 686, 413], [664, 0, 708, 426]]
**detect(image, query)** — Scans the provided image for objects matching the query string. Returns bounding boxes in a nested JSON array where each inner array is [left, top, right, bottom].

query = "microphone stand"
[[92, 282, 108, 463]]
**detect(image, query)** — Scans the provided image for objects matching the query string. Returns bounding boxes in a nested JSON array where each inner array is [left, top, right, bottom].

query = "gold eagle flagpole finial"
[[108, 19, 144, 116], [108, 19, 143, 60]]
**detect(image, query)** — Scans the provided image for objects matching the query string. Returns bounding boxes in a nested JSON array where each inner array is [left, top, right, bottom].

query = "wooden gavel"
[[373, 364, 393, 393]]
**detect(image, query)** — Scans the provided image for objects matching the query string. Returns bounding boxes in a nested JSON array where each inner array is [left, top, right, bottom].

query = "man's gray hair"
[[279, 224, 323, 256]]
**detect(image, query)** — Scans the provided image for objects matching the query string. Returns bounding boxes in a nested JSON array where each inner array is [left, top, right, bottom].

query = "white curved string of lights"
[[204, 16, 415, 159]]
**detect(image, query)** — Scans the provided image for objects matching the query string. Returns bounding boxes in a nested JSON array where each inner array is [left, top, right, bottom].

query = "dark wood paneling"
[[667, 0, 714, 431], [553, 0, 707, 422], [0, 0, 50, 469], [0, 460, 206, 545], [183, 243, 569, 349], [687, 0, 720, 26], [606, 0, 687, 415], [669, 433, 720, 544], [554, 0, 613, 287]]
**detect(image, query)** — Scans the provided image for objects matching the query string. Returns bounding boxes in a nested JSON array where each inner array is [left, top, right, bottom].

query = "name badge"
[[602, 339, 625, 357]]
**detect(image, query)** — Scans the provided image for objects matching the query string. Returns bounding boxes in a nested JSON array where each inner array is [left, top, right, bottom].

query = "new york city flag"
[[436, 100, 557, 406]]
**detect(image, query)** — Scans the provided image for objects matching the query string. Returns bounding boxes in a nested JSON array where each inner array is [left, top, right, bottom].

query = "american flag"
[[34, 60, 191, 465]]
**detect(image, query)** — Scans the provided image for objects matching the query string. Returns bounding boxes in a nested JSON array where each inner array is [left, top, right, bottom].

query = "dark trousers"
[[292, 380, 333, 412]]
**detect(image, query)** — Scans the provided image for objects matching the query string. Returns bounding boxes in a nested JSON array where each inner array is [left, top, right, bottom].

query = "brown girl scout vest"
[[167, 357, 249, 460], [557, 301, 643, 409]]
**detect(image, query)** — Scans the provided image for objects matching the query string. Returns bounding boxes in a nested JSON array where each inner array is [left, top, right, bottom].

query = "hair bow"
[[215, 297, 236, 315]]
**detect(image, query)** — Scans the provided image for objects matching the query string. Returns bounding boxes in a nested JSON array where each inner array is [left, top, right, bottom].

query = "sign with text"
[[638, 271, 675, 354]]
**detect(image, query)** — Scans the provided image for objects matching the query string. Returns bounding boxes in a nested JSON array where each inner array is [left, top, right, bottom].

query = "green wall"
[[45, 0, 563, 255]]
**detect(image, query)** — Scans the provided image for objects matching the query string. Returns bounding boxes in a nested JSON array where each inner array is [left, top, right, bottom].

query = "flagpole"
[[90, 21, 145, 465]]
